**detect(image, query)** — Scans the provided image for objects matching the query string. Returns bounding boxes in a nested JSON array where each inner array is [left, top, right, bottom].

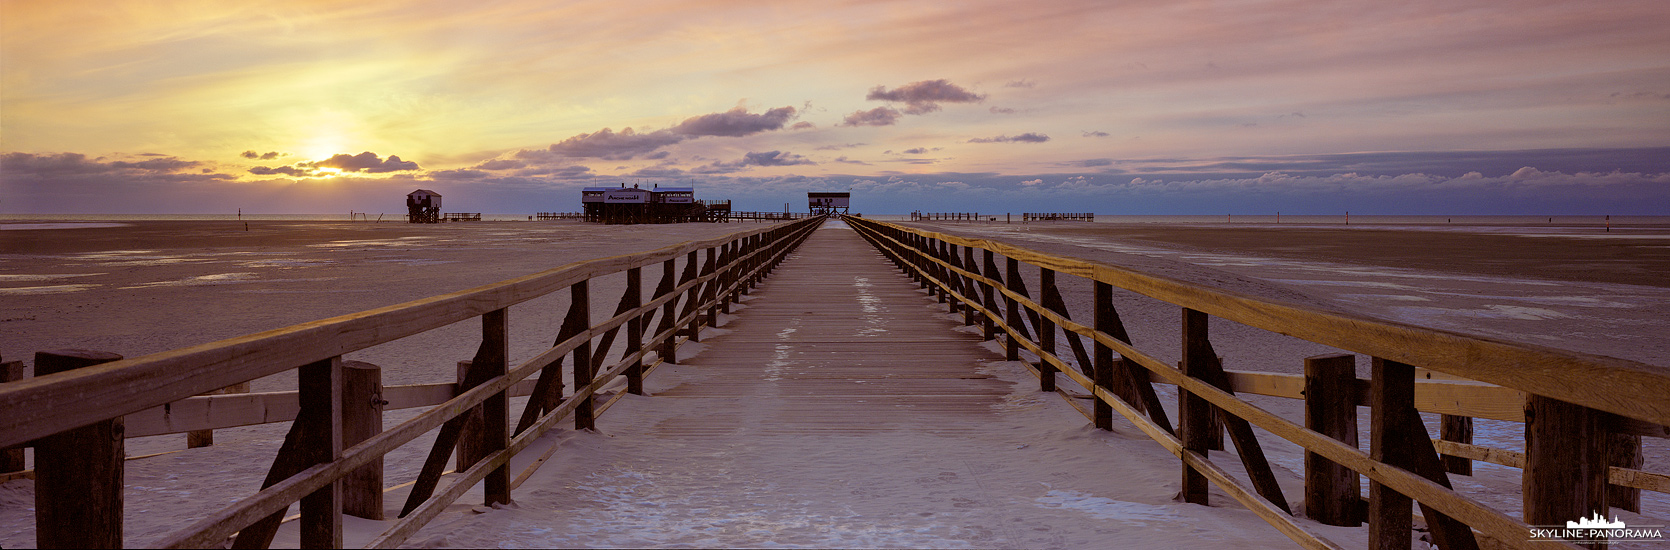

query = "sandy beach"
[[2, 218, 1667, 548]]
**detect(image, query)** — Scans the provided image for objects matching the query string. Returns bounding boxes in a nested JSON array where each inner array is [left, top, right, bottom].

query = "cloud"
[[241, 150, 282, 160], [1004, 79, 1036, 88], [790, 121, 816, 130], [833, 156, 870, 165], [742, 150, 815, 166], [865, 79, 986, 115], [842, 107, 902, 127], [968, 132, 1050, 143], [989, 106, 1016, 114], [815, 142, 866, 150], [902, 147, 929, 155], [2, 152, 202, 175], [312, 151, 420, 173], [546, 127, 684, 160], [671, 106, 797, 137], [249, 165, 311, 177], [1083, 131, 1111, 137], [475, 158, 527, 170]]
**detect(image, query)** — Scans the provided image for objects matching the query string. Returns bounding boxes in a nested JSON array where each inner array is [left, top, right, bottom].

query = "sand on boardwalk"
[[2, 218, 1667, 548]]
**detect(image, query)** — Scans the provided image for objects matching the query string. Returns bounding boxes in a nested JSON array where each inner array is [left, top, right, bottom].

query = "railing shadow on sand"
[[845, 214, 1668, 550], [0, 216, 826, 548]]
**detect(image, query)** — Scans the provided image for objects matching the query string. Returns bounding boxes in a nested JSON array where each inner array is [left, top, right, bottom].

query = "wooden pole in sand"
[[35, 349, 125, 549], [1524, 395, 1609, 548], [1179, 310, 1212, 506], [1368, 357, 1415, 550], [340, 360, 385, 520], [0, 357, 25, 474], [1303, 353, 1360, 526]]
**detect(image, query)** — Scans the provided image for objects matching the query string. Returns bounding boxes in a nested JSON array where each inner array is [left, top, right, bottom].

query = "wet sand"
[[1030, 223, 1670, 288]]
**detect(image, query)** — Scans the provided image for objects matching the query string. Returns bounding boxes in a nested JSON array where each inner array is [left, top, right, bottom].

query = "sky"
[[2, 0, 1667, 215]]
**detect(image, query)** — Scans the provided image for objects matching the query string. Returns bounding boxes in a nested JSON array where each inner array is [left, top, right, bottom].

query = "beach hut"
[[407, 189, 441, 223]]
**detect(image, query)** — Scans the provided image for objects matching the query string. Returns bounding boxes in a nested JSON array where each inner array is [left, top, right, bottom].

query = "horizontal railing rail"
[[0, 215, 825, 548], [845, 214, 1669, 550]]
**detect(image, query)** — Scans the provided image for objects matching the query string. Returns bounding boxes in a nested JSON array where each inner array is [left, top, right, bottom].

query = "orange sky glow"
[[2, 1, 1667, 214]]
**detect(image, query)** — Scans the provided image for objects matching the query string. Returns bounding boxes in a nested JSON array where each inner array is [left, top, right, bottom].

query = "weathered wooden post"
[[573, 281, 596, 430], [34, 349, 125, 549], [1037, 269, 1058, 393], [297, 356, 344, 549], [1524, 395, 1609, 548], [1440, 414, 1472, 475], [340, 361, 385, 520], [626, 267, 645, 395], [980, 249, 999, 341], [1611, 432, 1643, 512], [1005, 257, 1022, 362], [704, 246, 719, 330], [685, 251, 703, 343], [480, 309, 510, 506], [1179, 309, 1212, 505], [1093, 282, 1118, 431], [0, 357, 25, 474], [1369, 357, 1415, 550], [187, 381, 252, 448], [659, 258, 679, 364], [1303, 353, 1360, 526]]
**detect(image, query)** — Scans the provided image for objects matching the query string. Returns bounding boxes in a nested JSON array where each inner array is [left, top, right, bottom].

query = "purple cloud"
[[2, 152, 201, 175], [241, 150, 282, 160], [672, 106, 797, 137], [968, 133, 1050, 143], [249, 165, 311, 177], [1083, 130, 1111, 137], [742, 150, 815, 166], [866, 79, 986, 114], [312, 151, 420, 173], [842, 107, 901, 126], [547, 127, 684, 160]]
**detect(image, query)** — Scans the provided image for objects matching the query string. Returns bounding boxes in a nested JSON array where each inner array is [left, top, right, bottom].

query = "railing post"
[[187, 381, 250, 448], [481, 309, 510, 505], [659, 258, 679, 364], [0, 357, 26, 474], [1005, 257, 1022, 362], [1369, 357, 1415, 550], [1304, 353, 1360, 526], [626, 267, 645, 395], [685, 251, 702, 343], [1037, 268, 1057, 393], [341, 360, 385, 520], [1524, 394, 1609, 547], [34, 349, 125, 549], [573, 281, 596, 430], [297, 356, 343, 549], [980, 249, 998, 341], [1440, 414, 1472, 475], [1093, 282, 1117, 431], [704, 247, 719, 329], [1179, 309, 1212, 505]]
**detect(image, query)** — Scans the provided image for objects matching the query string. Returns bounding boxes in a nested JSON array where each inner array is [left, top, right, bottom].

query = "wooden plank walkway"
[[651, 221, 1009, 435], [407, 221, 1300, 548]]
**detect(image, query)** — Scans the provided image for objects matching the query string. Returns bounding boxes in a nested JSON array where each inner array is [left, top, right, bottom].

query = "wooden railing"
[[0, 215, 824, 548], [845, 215, 1669, 550]]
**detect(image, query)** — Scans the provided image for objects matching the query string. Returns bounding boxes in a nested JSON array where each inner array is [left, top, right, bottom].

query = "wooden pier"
[[2, 216, 1668, 548]]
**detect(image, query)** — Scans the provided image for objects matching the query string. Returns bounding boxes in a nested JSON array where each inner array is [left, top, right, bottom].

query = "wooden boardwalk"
[[651, 221, 1009, 435], [420, 221, 1300, 548]]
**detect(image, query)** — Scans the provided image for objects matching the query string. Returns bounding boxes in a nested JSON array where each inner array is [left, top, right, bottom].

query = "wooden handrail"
[[3, 216, 826, 549], [845, 215, 1664, 550], [0, 218, 820, 449], [846, 216, 1670, 428]]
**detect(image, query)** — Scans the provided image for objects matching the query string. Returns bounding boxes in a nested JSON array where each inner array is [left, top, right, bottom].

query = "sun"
[[301, 134, 345, 161]]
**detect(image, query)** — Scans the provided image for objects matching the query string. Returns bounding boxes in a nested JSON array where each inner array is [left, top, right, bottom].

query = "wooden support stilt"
[[1093, 282, 1117, 431], [572, 281, 595, 431], [297, 356, 344, 549], [1440, 414, 1473, 475], [1197, 356, 1292, 515], [34, 349, 125, 549], [626, 267, 645, 395], [341, 361, 385, 520], [1038, 268, 1058, 393], [0, 358, 26, 474], [1179, 309, 1212, 506], [1304, 353, 1361, 526], [1006, 257, 1022, 361], [1369, 357, 1416, 550], [1525, 394, 1610, 549]]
